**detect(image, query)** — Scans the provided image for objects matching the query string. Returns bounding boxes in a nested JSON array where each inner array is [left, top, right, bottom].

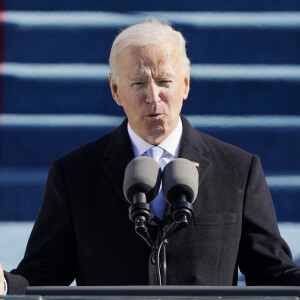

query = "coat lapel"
[[162, 116, 212, 221], [102, 116, 212, 215], [179, 115, 212, 187], [103, 118, 134, 207]]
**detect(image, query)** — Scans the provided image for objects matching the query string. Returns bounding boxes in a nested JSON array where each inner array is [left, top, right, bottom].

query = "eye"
[[132, 82, 145, 88], [159, 80, 172, 86]]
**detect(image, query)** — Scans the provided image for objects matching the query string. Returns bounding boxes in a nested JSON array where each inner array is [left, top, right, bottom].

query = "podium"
[[4, 286, 300, 300], [2, 286, 300, 300]]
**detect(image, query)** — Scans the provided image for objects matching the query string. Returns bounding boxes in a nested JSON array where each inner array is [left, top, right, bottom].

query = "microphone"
[[123, 156, 162, 246], [162, 158, 199, 234]]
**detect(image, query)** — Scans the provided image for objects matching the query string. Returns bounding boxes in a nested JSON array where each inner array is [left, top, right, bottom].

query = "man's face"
[[109, 40, 190, 145]]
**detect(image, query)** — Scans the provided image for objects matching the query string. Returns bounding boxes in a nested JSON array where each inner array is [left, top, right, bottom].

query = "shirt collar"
[[127, 117, 183, 158]]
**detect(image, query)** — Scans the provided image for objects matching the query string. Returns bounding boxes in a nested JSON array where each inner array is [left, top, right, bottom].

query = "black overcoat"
[[5, 116, 300, 293]]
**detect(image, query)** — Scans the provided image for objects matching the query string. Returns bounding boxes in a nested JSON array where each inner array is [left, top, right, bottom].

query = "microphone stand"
[[129, 198, 194, 286], [154, 228, 168, 286], [153, 198, 194, 285], [160, 240, 168, 285], [159, 239, 167, 285]]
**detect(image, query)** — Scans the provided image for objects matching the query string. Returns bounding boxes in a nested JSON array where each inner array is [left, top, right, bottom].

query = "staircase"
[[1, 1, 300, 226]]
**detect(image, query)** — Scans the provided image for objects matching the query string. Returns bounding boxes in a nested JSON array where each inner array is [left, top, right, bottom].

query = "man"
[[1, 20, 300, 295]]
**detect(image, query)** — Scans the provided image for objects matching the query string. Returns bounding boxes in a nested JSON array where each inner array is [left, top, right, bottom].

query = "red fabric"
[[0, 1, 3, 156], [0, 2, 3, 118]]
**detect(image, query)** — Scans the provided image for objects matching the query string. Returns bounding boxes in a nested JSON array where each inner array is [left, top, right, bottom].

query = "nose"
[[145, 82, 161, 104]]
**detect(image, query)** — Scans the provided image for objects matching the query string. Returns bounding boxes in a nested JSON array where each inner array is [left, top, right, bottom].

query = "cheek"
[[128, 88, 146, 101], [123, 95, 145, 116], [160, 88, 174, 101], [121, 89, 141, 105], [164, 87, 184, 105]]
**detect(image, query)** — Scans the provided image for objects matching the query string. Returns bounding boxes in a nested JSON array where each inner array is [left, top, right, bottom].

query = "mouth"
[[146, 113, 164, 119]]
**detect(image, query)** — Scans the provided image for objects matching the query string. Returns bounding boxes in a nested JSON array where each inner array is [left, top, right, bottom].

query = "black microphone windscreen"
[[162, 158, 199, 204], [123, 156, 162, 204]]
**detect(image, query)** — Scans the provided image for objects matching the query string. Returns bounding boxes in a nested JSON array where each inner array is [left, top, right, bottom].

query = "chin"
[[147, 125, 170, 144], [150, 124, 165, 134]]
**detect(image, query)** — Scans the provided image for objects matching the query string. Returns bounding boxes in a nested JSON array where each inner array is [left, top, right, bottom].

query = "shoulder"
[[199, 131, 260, 177], [181, 115, 254, 163], [43, 132, 114, 183], [57, 131, 113, 166], [200, 130, 253, 160], [53, 118, 129, 167]]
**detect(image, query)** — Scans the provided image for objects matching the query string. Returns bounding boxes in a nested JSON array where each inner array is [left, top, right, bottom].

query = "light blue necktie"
[[147, 146, 166, 219]]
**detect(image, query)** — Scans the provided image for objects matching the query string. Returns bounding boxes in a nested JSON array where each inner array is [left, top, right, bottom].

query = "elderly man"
[[1, 20, 300, 294]]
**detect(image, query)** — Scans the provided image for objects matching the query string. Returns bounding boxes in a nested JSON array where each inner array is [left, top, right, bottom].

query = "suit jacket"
[[6, 116, 300, 293]]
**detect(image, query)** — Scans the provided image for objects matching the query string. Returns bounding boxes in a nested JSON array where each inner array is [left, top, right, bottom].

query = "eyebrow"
[[157, 73, 174, 79], [129, 75, 147, 81], [129, 73, 174, 81]]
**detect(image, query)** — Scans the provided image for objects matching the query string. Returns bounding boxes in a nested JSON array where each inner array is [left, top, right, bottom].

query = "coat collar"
[[103, 116, 212, 209], [103, 118, 134, 206], [179, 115, 211, 187]]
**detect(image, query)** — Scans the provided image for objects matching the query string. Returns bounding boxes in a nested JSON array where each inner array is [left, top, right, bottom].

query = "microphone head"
[[162, 158, 199, 204], [123, 156, 162, 204]]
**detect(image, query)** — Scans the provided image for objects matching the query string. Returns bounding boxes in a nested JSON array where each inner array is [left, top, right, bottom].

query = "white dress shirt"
[[127, 118, 183, 218], [127, 118, 183, 164]]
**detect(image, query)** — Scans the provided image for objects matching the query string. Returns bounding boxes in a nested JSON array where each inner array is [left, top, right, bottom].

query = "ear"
[[109, 74, 122, 106], [183, 70, 190, 101]]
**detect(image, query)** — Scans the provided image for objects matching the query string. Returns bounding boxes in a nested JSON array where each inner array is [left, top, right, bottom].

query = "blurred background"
[[0, 0, 300, 285]]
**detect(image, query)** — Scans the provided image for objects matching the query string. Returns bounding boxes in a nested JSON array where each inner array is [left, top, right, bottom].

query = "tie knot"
[[147, 146, 164, 162]]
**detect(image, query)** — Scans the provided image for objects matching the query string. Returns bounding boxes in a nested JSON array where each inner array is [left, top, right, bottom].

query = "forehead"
[[118, 41, 182, 74]]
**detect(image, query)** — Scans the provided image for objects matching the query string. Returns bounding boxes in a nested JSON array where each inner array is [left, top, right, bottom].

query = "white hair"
[[109, 19, 190, 82]]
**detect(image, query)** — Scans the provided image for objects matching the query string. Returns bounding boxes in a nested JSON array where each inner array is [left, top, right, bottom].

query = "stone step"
[[1, 114, 300, 173], [0, 167, 299, 221], [4, 0, 300, 12], [2, 65, 300, 115], [3, 12, 300, 64]]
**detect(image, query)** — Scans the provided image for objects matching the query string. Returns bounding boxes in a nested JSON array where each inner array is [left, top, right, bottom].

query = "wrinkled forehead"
[[118, 42, 182, 73]]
